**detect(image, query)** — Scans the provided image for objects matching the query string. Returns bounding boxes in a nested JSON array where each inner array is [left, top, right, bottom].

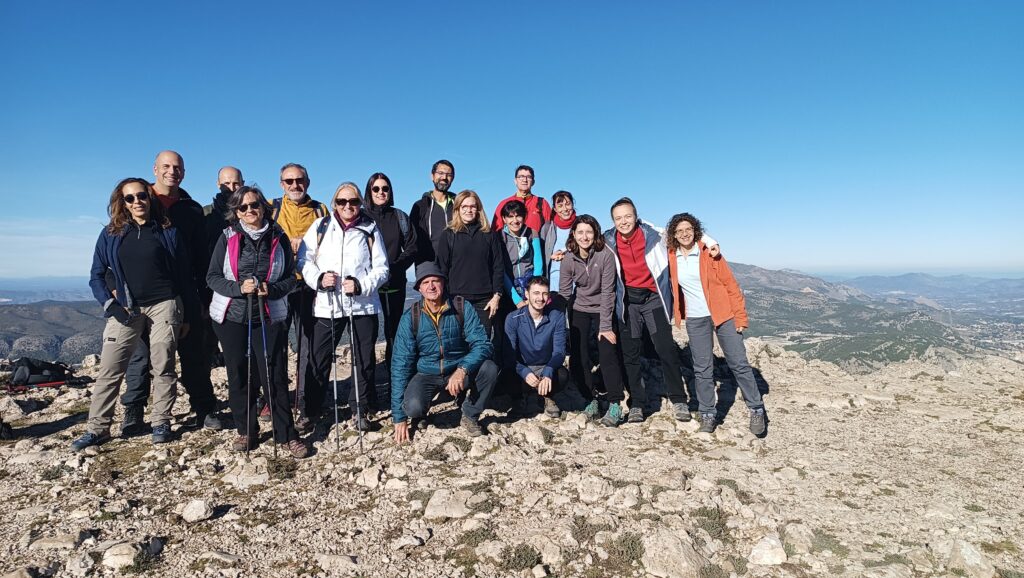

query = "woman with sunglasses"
[[363, 173, 417, 402], [560, 214, 627, 426], [207, 186, 307, 457], [435, 190, 505, 339], [299, 182, 389, 432], [76, 178, 199, 450]]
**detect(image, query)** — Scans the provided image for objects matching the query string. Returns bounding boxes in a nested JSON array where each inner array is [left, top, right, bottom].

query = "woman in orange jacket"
[[666, 213, 767, 436]]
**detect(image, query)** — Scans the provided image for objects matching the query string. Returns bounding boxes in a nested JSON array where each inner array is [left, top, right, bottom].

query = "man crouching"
[[392, 263, 499, 442]]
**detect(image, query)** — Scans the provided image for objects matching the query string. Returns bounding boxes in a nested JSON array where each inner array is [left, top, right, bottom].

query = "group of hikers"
[[74, 151, 768, 458]]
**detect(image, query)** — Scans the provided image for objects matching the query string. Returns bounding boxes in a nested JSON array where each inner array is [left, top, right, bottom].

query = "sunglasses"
[[335, 197, 361, 207], [123, 191, 150, 204], [281, 178, 306, 186], [237, 202, 263, 213], [371, 185, 391, 193]]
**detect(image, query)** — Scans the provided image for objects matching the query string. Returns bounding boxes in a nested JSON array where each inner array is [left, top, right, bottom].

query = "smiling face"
[[122, 181, 152, 223], [573, 222, 595, 252], [554, 195, 574, 219], [236, 191, 264, 228], [505, 212, 524, 235], [458, 197, 479, 223], [526, 281, 549, 313], [280, 166, 309, 202], [153, 151, 184, 190], [515, 168, 533, 194], [370, 177, 390, 207], [673, 220, 696, 249], [417, 275, 444, 302], [333, 185, 362, 224], [432, 165, 453, 193], [611, 203, 637, 237]]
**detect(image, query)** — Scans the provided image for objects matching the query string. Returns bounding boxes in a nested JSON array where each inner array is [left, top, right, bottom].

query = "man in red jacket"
[[492, 165, 552, 233]]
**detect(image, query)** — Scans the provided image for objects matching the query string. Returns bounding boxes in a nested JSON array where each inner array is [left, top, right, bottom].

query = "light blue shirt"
[[675, 245, 712, 319], [548, 229, 561, 293]]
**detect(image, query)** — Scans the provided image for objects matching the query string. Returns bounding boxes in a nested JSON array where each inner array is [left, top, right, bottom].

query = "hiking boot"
[[411, 417, 428, 432], [461, 414, 484, 437], [286, 439, 309, 458], [544, 397, 561, 419], [231, 435, 258, 452], [71, 431, 109, 452], [352, 415, 377, 432], [582, 399, 600, 420], [673, 402, 692, 422], [295, 414, 315, 435], [627, 407, 644, 423], [202, 413, 224, 431], [749, 408, 767, 436], [151, 424, 174, 444], [258, 403, 272, 423], [698, 413, 718, 434], [121, 403, 148, 437], [600, 404, 623, 427]]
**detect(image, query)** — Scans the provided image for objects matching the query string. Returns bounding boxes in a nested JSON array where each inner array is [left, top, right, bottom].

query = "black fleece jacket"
[[364, 197, 418, 292], [160, 188, 210, 304], [409, 191, 455, 264], [206, 222, 297, 324], [435, 222, 504, 301]]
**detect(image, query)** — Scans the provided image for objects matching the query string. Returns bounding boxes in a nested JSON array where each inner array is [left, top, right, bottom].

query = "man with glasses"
[[121, 150, 222, 435], [492, 165, 553, 235], [603, 197, 718, 425], [409, 159, 456, 268], [270, 163, 328, 431]]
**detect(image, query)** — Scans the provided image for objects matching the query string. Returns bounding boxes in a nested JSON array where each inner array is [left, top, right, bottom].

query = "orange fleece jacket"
[[668, 241, 749, 329]]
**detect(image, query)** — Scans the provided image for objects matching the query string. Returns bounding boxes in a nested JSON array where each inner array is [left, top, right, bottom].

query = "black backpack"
[[10, 357, 72, 389], [410, 296, 466, 338]]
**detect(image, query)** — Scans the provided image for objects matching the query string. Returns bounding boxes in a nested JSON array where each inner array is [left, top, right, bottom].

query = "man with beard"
[[270, 163, 328, 431], [121, 150, 222, 435], [409, 159, 456, 268], [202, 166, 245, 368]]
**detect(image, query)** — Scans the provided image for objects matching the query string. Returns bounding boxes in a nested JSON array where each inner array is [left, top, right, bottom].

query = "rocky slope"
[[1, 333, 1022, 578]]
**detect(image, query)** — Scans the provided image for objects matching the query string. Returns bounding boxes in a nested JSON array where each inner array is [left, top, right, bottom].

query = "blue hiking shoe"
[[71, 431, 109, 452], [151, 424, 173, 444], [583, 399, 600, 419], [600, 404, 623, 427]]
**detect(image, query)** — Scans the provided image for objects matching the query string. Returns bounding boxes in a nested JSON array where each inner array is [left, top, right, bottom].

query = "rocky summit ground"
[[1, 333, 1023, 578]]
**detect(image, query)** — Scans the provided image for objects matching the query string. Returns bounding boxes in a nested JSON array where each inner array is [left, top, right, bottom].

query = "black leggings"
[[569, 310, 626, 403], [213, 320, 298, 442], [305, 314, 378, 418]]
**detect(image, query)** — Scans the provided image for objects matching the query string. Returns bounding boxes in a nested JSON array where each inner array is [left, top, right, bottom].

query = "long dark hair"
[[106, 178, 170, 235], [225, 186, 273, 225], [665, 213, 704, 253], [565, 214, 606, 256], [364, 172, 394, 209]]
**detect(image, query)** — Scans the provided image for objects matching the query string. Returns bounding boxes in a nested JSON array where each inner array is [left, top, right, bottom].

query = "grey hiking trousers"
[[685, 316, 764, 416], [87, 298, 182, 435]]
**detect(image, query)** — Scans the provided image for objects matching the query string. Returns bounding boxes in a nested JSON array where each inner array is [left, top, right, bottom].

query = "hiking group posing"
[[74, 152, 769, 456]]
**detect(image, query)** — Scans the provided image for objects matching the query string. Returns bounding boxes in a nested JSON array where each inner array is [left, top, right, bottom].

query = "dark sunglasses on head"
[[123, 191, 150, 204], [335, 197, 361, 207], [371, 185, 391, 193], [237, 202, 263, 213], [281, 178, 306, 186]]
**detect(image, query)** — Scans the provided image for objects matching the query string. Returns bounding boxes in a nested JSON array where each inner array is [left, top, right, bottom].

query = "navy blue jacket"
[[89, 222, 199, 319], [504, 305, 567, 380]]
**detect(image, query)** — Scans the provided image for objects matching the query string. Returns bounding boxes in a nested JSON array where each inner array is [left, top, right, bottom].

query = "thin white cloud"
[[0, 218, 103, 277]]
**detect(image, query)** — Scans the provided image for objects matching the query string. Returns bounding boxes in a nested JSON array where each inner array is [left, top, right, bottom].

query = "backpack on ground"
[[411, 296, 465, 338], [9, 357, 72, 389]]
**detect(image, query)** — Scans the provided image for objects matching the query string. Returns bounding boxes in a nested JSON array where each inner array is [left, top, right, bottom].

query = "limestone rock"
[[102, 542, 141, 570], [222, 457, 270, 489], [357, 464, 383, 489], [28, 530, 87, 550], [577, 474, 613, 504], [782, 522, 814, 554], [947, 540, 996, 578], [315, 553, 358, 574], [424, 489, 473, 519], [181, 499, 214, 523], [200, 551, 241, 564], [66, 552, 95, 577], [642, 530, 705, 577], [748, 535, 787, 565]]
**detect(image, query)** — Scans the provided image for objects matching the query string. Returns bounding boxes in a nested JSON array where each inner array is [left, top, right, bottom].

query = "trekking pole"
[[329, 286, 341, 451], [256, 283, 279, 459], [346, 288, 365, 454], [245, 292, 254, 459]]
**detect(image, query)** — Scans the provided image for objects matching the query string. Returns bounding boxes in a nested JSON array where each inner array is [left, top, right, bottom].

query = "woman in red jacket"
[[666, 213, 767, 436]]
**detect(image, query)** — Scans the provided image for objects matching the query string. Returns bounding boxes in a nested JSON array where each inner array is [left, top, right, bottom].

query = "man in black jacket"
[[409, 159, 456, 269], [201, 167, 245, 369], [120, 151, 223, 434]]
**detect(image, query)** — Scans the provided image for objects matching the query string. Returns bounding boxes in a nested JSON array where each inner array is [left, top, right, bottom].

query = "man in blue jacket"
[[392, 263, 498, 441], [504, 276, 568, 419]]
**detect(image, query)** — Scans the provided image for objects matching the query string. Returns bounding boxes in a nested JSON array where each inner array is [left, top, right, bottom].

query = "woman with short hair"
[[560, 214, 627, 426], [207, 186, 306, 457], [666, 213, 767, 436], [76, 178, 198, 450]]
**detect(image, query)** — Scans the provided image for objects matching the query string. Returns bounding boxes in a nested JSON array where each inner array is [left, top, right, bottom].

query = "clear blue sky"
[[1, 1, 1022, 278]]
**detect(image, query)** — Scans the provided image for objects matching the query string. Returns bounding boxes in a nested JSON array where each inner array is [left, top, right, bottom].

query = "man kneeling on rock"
[[504, 275, 569, 419], [392, 263, 498, 442]]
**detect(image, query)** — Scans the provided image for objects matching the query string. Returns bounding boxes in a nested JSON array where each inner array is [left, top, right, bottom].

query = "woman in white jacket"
[[298, 182, 389, 432]]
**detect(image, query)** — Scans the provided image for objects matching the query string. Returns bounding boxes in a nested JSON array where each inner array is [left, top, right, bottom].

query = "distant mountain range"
[[1, 270, 1021, 370]]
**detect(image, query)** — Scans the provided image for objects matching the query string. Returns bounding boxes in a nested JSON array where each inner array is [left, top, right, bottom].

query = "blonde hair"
[[449, 189, 490, 233], [332, 181, 361, 202]]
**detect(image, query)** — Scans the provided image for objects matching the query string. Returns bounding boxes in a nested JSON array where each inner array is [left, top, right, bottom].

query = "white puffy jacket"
[[298, 213, 390, 318]]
